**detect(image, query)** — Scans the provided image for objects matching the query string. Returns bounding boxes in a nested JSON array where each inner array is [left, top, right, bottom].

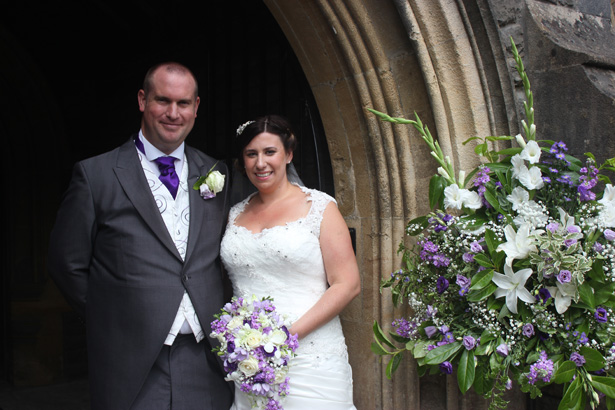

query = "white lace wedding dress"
[[220, 186, 356, 410]]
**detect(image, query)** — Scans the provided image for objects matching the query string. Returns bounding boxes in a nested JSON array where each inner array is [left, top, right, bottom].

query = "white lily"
[[546, 281, 577, 314], [520, 140, 541, 164], [517, 165, 544, 190], [599, 184, 615, 206], [507, 187, 529, 211], [511, 154, 526, 178], [443, 184, 482, 211], [598, 202, 615, 228], [492, 264, 535, 314], [497, 224, 537, 266]]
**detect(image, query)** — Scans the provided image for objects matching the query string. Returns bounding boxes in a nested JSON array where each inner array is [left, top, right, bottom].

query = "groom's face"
[[138, 68, 200, 155]]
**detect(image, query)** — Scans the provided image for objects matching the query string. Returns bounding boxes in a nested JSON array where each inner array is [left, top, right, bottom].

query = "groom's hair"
[[235, 114, 297, 173], [142, 62, 199, 99]]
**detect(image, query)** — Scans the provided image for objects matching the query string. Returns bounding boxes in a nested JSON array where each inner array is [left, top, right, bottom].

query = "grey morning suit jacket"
[[48, 137, 233, 410]]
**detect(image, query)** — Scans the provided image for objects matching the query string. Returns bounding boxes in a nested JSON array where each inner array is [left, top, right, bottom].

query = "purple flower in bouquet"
[[463, 335, 477, 350], [527, 351, 554, 385], [570, 352, 586, 367], [496, 343, 509, 357], [424, 326, 438, 338], [605, 229, 615, 241], [595, 307, 608, 323], [537, 288, 552, 303], [557, 270, 572, 284], [439, 361, 453, 374], [436, 276, 449, 294], [522, 324, 535, 338], [470, 241, 483, 253]]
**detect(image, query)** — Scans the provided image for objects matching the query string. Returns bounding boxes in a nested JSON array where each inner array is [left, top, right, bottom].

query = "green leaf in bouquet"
[[386, 351, 404, 379], [429, 175, 446, 209], [472, 368, 494, 396], [457, 349, 476, 393], [589, 259, 606, 283], [470, 268, 494, 290], [595, 282, 615, 305], [578, 282, 596, 309], [483, 189, 511, 223], [558, 376, 585, 410], [474, 340, 493, 356], [484, 229, 501, 256], [592, 376, 615, 399], [373, 321, 396, 350], [410, 340, 430, 358], [494, 147, 523, 157], [371, 340, 393, 356], [551, 360, 577, 384], [472, 253, 493, 268], [579, 346, 605, 372], [467, 282, 497, 302], [424, 341, 462, 365]]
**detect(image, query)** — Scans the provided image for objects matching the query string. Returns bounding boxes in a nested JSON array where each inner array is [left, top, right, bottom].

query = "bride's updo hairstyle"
[[235, 114, 298, 174]]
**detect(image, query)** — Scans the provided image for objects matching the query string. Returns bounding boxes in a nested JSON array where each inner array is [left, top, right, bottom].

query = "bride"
[[220, 115, 360, 409]]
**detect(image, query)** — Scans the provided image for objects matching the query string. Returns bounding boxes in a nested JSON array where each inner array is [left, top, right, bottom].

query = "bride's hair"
[[235, 114, 298, 173]]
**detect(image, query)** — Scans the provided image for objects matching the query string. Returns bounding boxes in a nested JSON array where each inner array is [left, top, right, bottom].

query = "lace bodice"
[[220, 186, 348, 360]]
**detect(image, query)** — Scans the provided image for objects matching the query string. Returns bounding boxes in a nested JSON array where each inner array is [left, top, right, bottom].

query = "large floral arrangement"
[[211, 295, 299, 410], [370, 38, 615, 410]]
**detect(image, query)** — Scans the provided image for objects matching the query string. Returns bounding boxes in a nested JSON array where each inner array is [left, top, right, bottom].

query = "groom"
[[48, 62, 233, 410]]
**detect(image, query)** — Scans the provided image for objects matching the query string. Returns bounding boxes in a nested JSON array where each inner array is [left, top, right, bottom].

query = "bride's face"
[[243, 132, 293, 193]]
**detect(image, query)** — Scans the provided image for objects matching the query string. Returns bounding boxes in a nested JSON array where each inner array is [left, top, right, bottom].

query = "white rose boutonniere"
[[193, 162, 225, 199]]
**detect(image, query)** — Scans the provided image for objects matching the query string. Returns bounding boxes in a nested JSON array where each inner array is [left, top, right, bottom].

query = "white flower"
[[269, 329, 288, 345], [520, 140, 541, 164], [598, 203, 615, 228], [497, 224, 537, 266], [515, 134, 526, 148], [546, 281, 577, 314], [205, 170, 225, 194], [517, 166, 544, 190], [507, 187, 529, 211], [443, 184, 482, 210], [492, 264, 535, 314], [599, 184, 615, 206], [437, 167, 451, 180], [462, 190, 483, 210], [444, 184, 465, 210], [511, 155, 526, 178], [238, 356, 260, 377]]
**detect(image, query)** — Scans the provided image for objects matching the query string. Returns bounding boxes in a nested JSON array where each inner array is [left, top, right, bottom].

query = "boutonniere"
[[193, 162, 225, 199]]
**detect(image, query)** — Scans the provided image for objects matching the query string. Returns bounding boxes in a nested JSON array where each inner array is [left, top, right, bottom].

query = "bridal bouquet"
[[210, 295, 299, 410], [371, 38, 615, 410]]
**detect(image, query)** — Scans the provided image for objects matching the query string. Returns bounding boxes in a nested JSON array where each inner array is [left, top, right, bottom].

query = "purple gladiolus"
[[595, 307, 608, 323], [522, 323, 535, 338], [463, 335, 476, 350], [557, 270, 572, 284], [436, 276, 449, 294], [439, 361, 453, 374], [496, 343, 509, 357], [570, 352, 586, 367]]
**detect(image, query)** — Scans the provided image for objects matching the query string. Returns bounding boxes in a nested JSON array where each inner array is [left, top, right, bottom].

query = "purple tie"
[[154, 156, 179, 198]]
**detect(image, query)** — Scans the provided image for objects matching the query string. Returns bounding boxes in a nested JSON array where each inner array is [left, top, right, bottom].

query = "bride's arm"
[[288, 202, 361, 339]]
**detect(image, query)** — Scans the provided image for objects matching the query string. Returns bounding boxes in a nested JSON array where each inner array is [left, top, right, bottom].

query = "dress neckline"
[[231, 185, 314, 235]]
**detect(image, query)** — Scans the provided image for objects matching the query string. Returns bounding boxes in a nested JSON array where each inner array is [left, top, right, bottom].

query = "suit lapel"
[[184, 147, 215, 265], [114, 138, 183, 261]]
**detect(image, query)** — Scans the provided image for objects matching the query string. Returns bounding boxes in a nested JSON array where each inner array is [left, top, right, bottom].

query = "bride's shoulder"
[[297, 185, 336, 206]]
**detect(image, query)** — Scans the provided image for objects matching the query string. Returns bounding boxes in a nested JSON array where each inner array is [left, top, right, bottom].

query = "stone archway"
[[264, 1, 519, 409]]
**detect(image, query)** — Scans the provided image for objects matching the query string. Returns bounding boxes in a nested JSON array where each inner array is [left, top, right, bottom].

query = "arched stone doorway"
[[264, 1, 520, 408]]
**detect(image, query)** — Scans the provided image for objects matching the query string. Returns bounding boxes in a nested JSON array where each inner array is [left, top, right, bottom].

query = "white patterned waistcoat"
[[136, 147, 204, 345]]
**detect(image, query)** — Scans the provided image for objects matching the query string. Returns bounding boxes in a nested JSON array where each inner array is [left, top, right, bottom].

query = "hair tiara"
[[236, 120, 255, 136]]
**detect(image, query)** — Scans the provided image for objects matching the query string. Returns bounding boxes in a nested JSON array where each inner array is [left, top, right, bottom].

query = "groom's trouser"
[[130, 334, 233, 410]]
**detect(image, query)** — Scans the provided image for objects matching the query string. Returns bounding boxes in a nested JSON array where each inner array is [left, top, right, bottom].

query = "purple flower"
[[594, 242, 604, 252], [436, 276, 449, 294], [439, 361, 453, 374], [564, 238, 577, 247], [432, 254, 451, 267], [522, 323, 535, 338], [463, 335, 476, 350], [578, 332, 589, 344], [595, 307, 608, 323], [570, 352, 586, 367], [546, 222, 560, 233], [496, 343, 509, 357], [605, 229, 615, 241], [527, 351, 554, 384], [392, 318, 413, 338], [470, 241, 483, 253], [537, 288, 552, 303], [456, 275, 471, 289], [424, 326, 438, 338], [557, 270, 572, 284], [462, 252, 475, 263]]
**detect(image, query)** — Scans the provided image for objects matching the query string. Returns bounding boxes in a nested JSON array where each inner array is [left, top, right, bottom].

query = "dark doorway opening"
[[0, 1, 332, 407]]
